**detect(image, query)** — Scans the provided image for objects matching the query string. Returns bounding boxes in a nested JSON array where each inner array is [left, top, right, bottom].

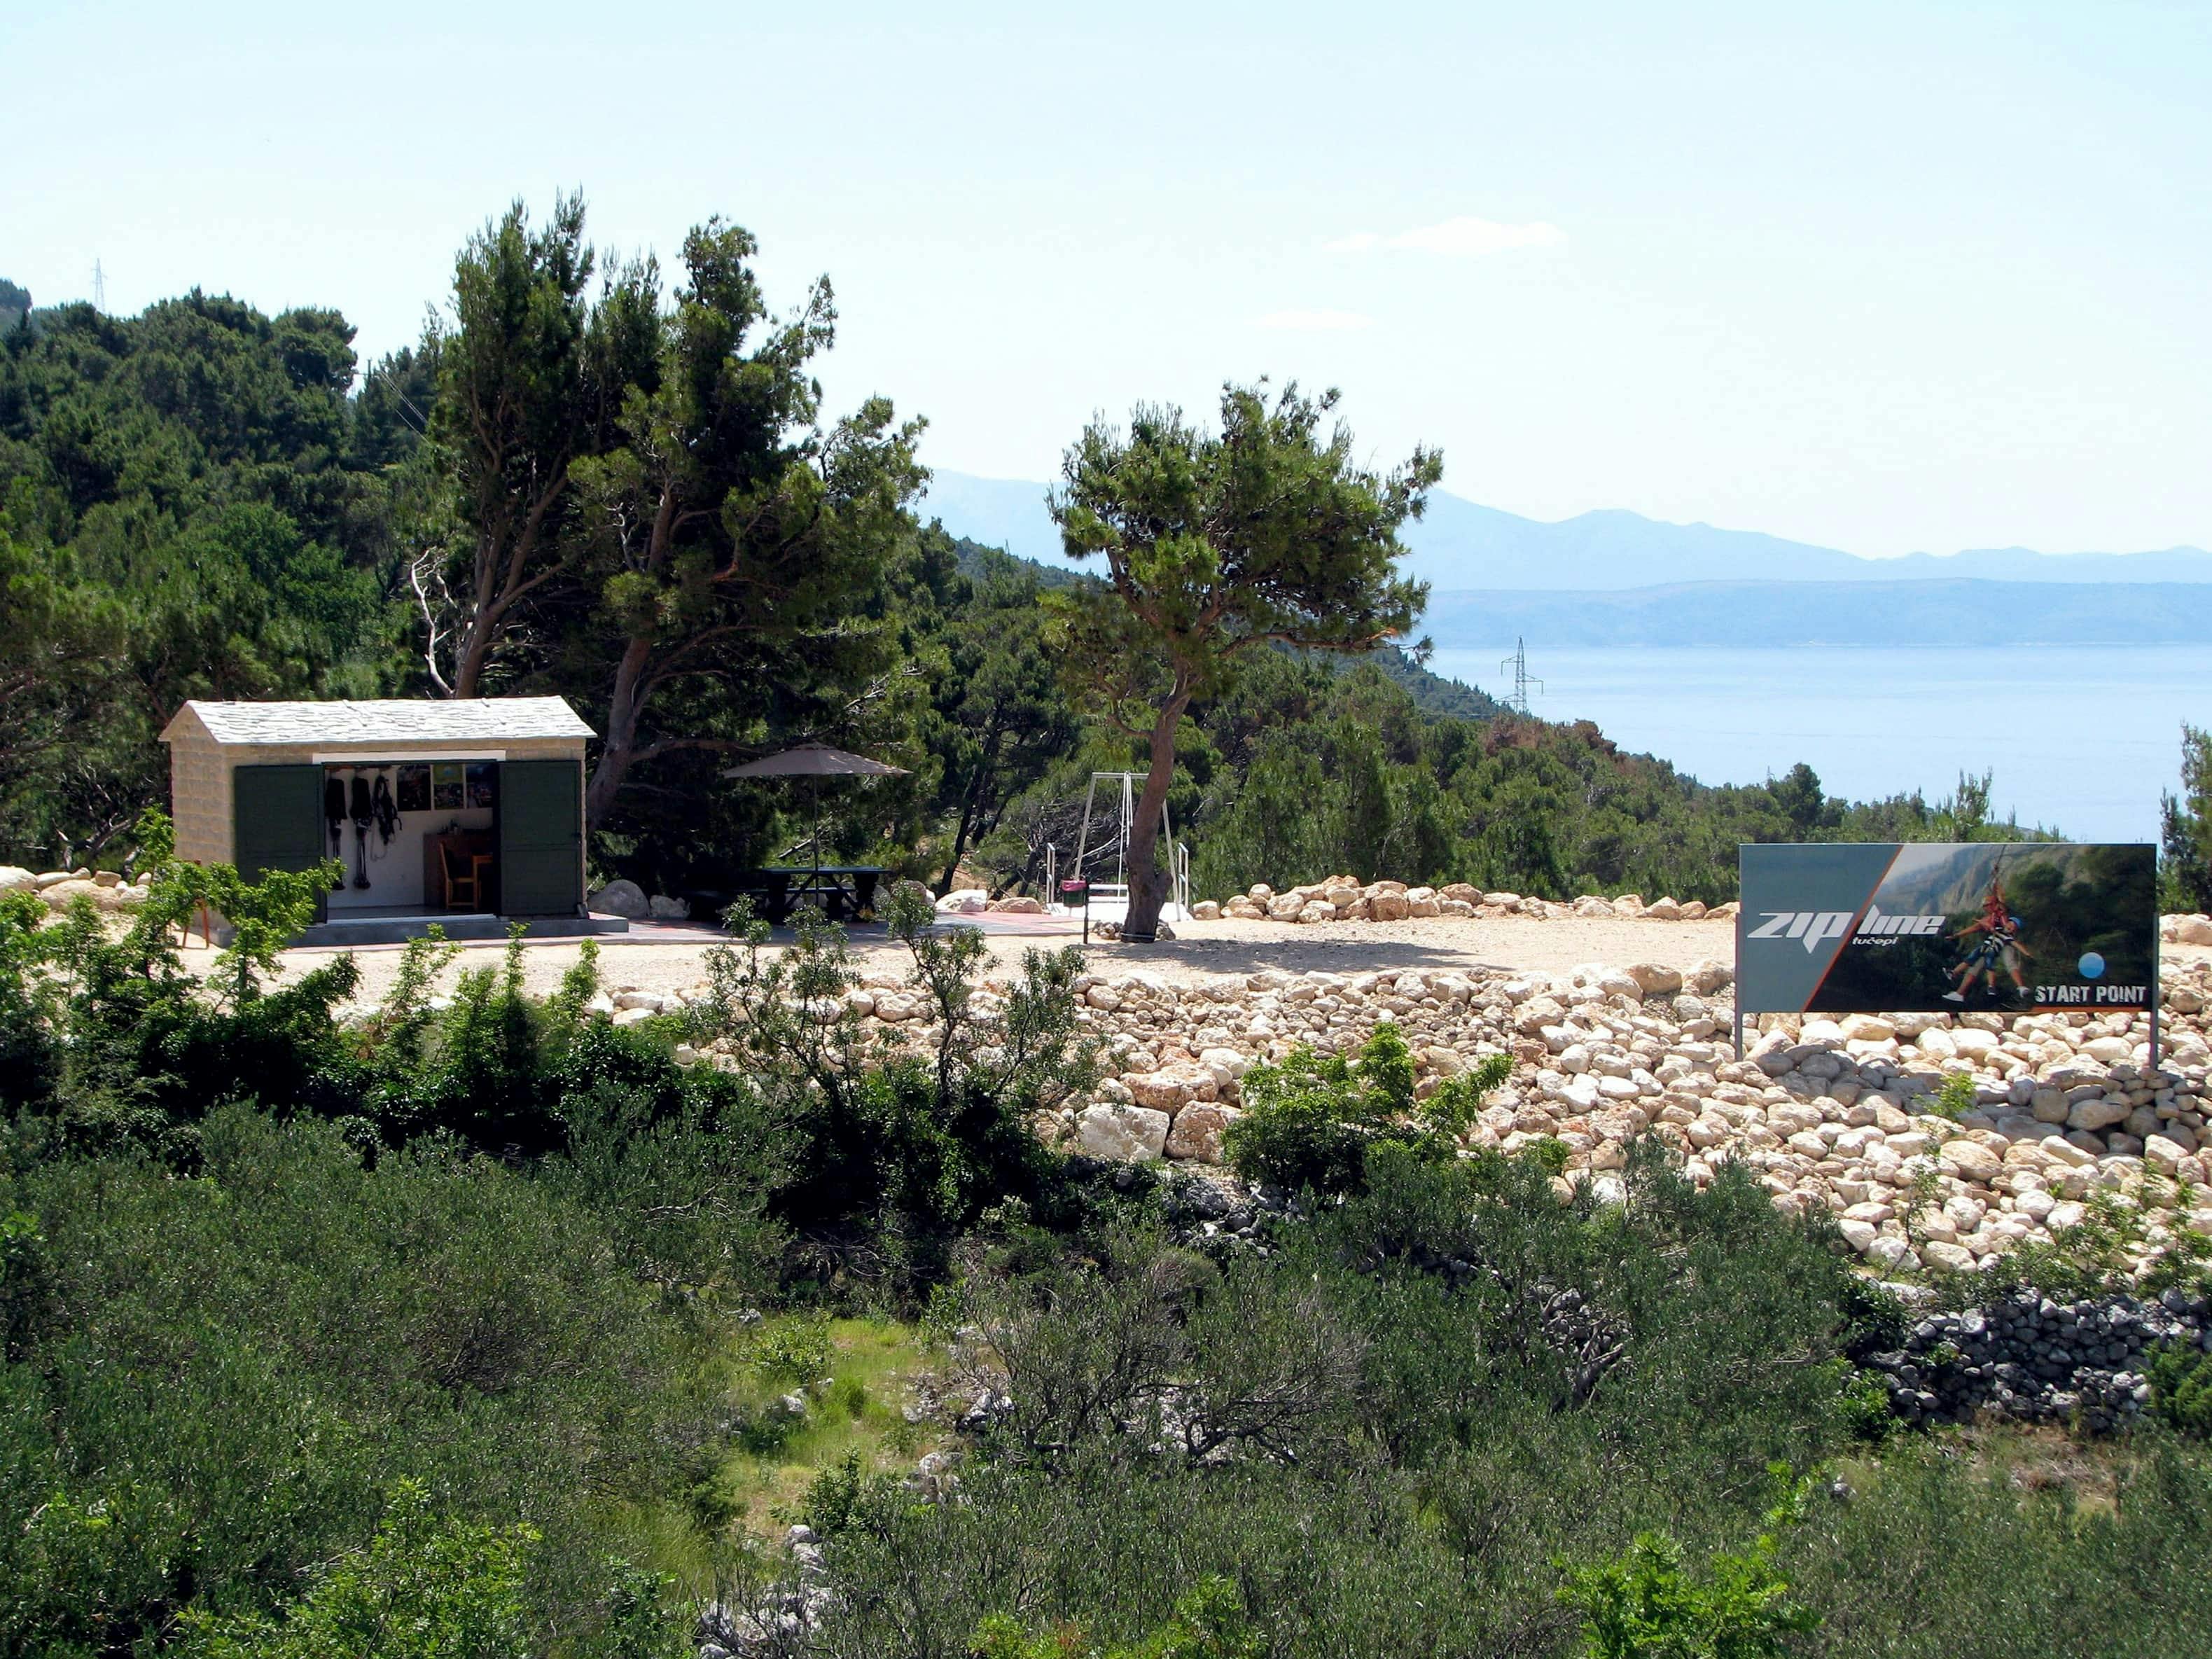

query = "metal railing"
[[1043, 834, 1192, 920]]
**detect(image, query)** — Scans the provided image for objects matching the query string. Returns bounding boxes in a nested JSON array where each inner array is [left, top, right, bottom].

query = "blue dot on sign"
[[2079, 952, 2106, 979]]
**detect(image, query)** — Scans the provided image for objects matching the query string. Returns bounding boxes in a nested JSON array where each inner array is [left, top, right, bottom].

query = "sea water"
[[1426, 644, 2212, 845]]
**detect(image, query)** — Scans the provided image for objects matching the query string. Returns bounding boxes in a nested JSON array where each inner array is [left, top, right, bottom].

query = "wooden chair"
[[440, 842, 494, 911]]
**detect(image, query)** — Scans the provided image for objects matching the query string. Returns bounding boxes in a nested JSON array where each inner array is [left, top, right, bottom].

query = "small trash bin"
[[1061, 878, 1091, 940]]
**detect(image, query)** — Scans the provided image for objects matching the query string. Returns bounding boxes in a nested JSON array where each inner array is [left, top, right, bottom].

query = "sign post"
[[1734, 842, 2159, 1064]]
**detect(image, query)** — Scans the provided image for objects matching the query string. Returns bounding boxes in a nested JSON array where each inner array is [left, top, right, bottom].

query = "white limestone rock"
[[1683, 960, 1734, 996], [41, 878, 124, 911], [590, 879, 649, 919], [1076, 1103, 1171, 1162], [1166, 1103, 1240, 1162], [1624, 962, 1683, 997], [1938, 1139, 2003, 1182]]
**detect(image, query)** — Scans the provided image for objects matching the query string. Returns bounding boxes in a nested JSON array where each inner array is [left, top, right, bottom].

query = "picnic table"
[[737, 865, 886, 924]]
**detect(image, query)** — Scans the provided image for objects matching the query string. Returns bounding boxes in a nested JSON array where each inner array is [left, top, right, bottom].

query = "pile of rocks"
[[695, 1525, 834, 1658], [1039, 957, 1741, 1171], [592, 941, 2212, 1282], [587, 878, 693, 921], [1195, 880, 1735, 925], [1013, 957, 2212, 1278], [1866, 1290, 2208, 1431], [0, 865, 155, 911], [935, 887, 1044, 916]]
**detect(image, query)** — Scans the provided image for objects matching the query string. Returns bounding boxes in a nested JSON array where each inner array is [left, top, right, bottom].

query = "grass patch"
[[708, 1313, 942, 1542], [1830, 1424, 2129, 1522]]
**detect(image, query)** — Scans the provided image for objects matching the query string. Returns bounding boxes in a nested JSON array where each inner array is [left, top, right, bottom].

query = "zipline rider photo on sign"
[[1737, 842, 2157, 1021]]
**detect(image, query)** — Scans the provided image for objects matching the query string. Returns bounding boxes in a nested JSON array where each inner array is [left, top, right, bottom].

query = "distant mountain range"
[[920, 470, 2212, 646], [1393, 495, 2212, 592], [921, 470, 2212, 590]]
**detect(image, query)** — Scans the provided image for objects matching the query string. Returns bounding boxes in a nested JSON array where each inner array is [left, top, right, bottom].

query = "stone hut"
[[159, 697, 620, 943]]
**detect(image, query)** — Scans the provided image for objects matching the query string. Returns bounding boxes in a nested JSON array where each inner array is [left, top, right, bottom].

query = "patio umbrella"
[[723, 743, 908, 883]]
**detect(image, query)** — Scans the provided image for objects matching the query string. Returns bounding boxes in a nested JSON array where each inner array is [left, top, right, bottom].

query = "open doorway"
[[320, 760, 500, 916]]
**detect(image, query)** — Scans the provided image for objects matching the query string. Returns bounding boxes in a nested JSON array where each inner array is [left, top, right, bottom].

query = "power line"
[[91, 259, 106, 313], [1498, 637, 1543, 716]]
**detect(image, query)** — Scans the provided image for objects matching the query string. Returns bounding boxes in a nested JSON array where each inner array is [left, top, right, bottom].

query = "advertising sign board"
[[1737, 842, 2156, 1018]]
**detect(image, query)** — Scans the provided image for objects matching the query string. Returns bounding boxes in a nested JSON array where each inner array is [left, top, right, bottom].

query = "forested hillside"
[[0, 209, 2026, 904]]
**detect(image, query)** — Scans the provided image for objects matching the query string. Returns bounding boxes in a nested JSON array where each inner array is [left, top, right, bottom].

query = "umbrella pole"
[[812, 775, 822, 887]]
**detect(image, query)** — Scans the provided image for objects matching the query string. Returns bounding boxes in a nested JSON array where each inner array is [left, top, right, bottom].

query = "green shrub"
[[0, 892, 61, 1116], [186, 1480, 536, 1659], [1559, 1529, 1818, 1659], [0, 1110, 707, 1655], [0, 814, 365, 1160], [2150, 1341, 2212, 1438], [1835, 1370, 1900, 1444], [800, 1452, 868, 1539], [0, 1208, 53, 1362], [1918, 1071, 1980, 1123], [969, 1574, 1262, 1659], [1522, 1134, 1572, 1179], [1223, 1025, 1508, 1195], [1220, 1043, 1370, 1193], [1774, 1441, 2212, 1656], [1982, 1189, 2212, 1303], [598, 1557, 689, 1659], [749, 1312, 835, 1384], [693, 891, 1097, 1287], [6, 829, 1098, 1296]]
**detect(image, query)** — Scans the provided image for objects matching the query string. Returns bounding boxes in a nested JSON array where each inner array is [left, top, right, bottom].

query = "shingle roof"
[[163, 697, 596, 747]]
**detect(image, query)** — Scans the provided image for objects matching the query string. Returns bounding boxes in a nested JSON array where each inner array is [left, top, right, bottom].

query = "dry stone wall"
[[1867, 1290, 2210, 1432], [1196, 878, 1737, 925]]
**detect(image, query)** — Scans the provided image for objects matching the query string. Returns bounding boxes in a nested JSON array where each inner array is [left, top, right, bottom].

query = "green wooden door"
[[232, 763, 328, 922], [498, 760, 583, 916]]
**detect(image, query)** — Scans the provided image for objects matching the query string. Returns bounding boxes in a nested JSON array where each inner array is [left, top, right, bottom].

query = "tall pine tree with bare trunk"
[[1049, 382, 1437, 940], [412, 194, 656, 697], [564, 221, 924, 830]]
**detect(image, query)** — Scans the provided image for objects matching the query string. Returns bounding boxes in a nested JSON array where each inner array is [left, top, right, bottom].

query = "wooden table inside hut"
[[425, 830, 496, 912]]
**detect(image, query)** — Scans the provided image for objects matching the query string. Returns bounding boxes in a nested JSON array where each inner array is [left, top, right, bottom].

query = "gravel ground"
[[209, 911, 2212, 1012], [265, 912, 1747, 1011]]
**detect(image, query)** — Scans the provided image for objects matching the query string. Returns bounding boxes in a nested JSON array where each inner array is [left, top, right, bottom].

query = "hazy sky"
[[7, 1, 2208, 557]]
